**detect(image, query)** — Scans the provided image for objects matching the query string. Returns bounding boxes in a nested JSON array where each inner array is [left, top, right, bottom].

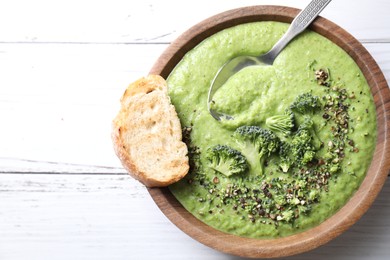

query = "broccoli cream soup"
[[167, 22, 376, 238]]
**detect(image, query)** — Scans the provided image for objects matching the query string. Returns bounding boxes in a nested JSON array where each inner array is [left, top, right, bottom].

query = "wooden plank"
[[0, 174, 389, 259], [0, 43, 389, 173], [0, 0, 389, 44], [0, 43, 166, 172], [0, 1, 388, 259]]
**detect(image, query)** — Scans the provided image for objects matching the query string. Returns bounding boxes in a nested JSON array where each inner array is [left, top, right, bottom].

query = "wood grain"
[[149, 6, 390, 258], [0, 0, 389, 259], [0, 43, 166, 171], [0, 42, 388, 173], [0, 174, 389, 260], [0, 0, 389, 44]]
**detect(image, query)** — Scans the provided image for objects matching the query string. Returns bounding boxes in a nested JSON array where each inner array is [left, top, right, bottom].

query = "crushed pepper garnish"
[[185, 68, 359, 226], [315, 69, 329, 86]]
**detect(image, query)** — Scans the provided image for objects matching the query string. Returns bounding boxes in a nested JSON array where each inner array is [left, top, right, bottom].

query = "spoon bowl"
[[207, 0, 332, 121]]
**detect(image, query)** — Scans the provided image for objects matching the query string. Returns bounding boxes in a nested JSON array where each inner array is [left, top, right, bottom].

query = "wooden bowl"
[[148, 6, 390, 258]]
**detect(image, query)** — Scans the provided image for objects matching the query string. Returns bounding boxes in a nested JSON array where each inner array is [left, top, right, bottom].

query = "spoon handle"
[[262, 0, 332, 63], [292, 0, 332, 32]]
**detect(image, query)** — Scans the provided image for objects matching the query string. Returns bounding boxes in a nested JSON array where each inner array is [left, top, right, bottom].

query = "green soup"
[[166, 22, 376, 238]]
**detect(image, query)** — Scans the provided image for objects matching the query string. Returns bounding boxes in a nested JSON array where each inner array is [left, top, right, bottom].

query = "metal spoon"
[[207, 0, 332, 121]]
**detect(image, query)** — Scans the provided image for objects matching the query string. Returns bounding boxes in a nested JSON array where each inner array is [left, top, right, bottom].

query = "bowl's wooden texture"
[[148, 6, 390, 258]]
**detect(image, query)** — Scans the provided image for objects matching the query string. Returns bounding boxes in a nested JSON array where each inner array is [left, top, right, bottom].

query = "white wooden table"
[[0, 0, 389, 259]]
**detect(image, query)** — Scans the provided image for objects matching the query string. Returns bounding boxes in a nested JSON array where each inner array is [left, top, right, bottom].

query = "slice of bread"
[[112, 75, 189, 187]]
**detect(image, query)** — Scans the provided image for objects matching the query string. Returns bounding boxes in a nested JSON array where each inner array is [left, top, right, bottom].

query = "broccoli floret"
[[301, 149, 316, 164], [290, 92, 321, 114], [277, 117, 321, 171], [279, 141, 293, 173], [291, 126, 316, 165], [329, 163, 340, 174], [265, 109, 295, 136], [308, 189, 320, 202], [283, 117, 321, 167], [206, 144, 249, 177], [233, 126, 280, 175], [297, 116, 322, 150], [281, 209, 294, 222]]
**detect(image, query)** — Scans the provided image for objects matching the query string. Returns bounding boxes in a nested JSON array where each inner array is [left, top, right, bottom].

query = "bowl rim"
[[148, 5, 390, 258]]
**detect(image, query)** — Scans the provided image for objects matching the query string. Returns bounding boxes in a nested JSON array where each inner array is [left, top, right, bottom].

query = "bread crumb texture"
[[112, 75, 189, 187]]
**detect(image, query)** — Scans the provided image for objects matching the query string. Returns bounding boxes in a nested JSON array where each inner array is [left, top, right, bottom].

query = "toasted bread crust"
[[112, 75, 189, 187]]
